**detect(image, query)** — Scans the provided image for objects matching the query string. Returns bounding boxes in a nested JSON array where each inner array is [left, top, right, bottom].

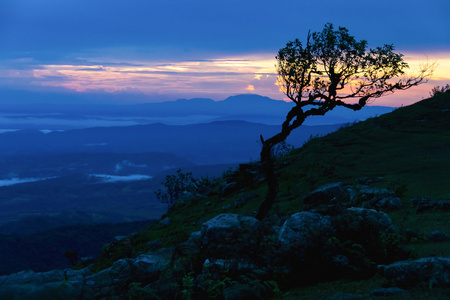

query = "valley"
[[0, 94, 398, 280]]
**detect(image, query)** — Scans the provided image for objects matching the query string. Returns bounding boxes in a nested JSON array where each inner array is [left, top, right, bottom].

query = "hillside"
[[0, 93, 449, 298], [134, 92, 449, 249]]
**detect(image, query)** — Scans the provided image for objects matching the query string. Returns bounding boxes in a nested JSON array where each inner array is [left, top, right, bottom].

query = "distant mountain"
[[0, 93, 394, 129], [0, 121, 342, 164]]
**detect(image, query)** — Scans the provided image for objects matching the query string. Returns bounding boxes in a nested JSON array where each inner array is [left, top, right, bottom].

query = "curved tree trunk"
[[255, 140, 277, 220], [255, 103, 339, 220], [255, 129, 294, 220]]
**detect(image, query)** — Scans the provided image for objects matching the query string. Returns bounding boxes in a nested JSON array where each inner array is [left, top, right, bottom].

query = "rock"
[[203, 258, 257, 274], [412, 198, 450, 213], [145, 239, 162, 251], [0, 268, 90, 300], [358, 186, 395, 207], [303, 182, 345, 208], [375, 196, 404, 210], [358, 187, 395, 199], [436, 200, 450, 210], [404, 228, 423, 241], [222, 204, 232, 211], [219, 182, 238, 196], [200, 213, 260, 246], [355, 177, 384, 185], [178, 231, 202, 256], [411, 197, 435, 213], [234, 193, 257, 208], [132, 252, 170, 281], [278, 211, 335, 247], [114, 235, 127, 241], [346, 207, 394, 234], [0, 268, 89, 286], [188, 231, 201, 244], [84, 248, 172, 297], [79, 257, 95, 265], [382, 257, 450, 288], [371, 287, 406, 297], [410, 196, 431, 206], [158, 217, 172, 228], [428, 230, 450, 242]]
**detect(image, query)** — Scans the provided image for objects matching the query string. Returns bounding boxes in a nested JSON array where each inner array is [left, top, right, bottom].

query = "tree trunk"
[[255, 141, 277, 220]]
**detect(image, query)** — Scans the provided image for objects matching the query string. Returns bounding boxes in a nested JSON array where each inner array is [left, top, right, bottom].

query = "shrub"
[[155, 169, 195, 208], [429, 84, 450, 97]]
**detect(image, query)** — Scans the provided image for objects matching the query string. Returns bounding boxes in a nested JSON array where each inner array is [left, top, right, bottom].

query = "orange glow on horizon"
[[23, 51, 450, 105]]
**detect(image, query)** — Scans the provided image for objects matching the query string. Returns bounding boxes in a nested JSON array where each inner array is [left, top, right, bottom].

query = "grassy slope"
[[93, 92, 450, 298]]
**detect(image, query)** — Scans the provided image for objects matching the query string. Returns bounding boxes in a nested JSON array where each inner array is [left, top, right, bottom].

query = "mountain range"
[[0, 92, 447, 297], [0, 94, 394, 129]]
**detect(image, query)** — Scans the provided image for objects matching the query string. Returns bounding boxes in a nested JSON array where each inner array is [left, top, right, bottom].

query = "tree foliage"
[[155, 169, 195, 208], [429, 84, 450, 97], [256, 23, 433, 220]]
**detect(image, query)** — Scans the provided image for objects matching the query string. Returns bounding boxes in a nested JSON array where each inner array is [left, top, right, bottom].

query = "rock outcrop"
[[383, 257, 450, 289], [0, 207, 444, 299]]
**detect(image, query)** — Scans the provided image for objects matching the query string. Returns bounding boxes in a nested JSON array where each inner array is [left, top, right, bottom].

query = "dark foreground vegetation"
[[0, 218, 157, 276], [0, 91, 448, 299]]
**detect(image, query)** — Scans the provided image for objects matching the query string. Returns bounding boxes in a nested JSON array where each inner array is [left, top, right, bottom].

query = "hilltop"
[[0, 92, 449, 299]]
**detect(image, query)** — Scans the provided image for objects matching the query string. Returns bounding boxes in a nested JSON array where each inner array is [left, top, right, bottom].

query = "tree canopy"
[[256, 23, 433, 220]]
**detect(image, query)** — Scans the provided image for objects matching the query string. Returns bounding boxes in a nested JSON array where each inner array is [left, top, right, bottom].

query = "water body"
[[0, 177, 51, 187], [89, 174, 153, 183]]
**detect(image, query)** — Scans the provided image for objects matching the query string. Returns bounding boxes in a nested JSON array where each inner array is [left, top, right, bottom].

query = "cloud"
[[24, 54, 280, 98], [0, 0, 448, 106], [2, 0, 447, 63]]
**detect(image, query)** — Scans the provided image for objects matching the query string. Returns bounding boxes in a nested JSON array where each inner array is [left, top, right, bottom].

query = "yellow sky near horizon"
[[29, 51, 450, 106]]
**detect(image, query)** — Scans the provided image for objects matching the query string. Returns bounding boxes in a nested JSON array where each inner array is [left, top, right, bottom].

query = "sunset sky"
[[1, 0, 449, 106]]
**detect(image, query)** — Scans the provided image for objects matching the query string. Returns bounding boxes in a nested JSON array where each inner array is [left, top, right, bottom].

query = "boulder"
[[358, 187, 395, 199], [0, 268, 90, 300], [357, 187, 396, 208], [83, 248, 172, 297], [303, 182, 345, 208], [158, 217, 172, 228], [383, 257, 450, 288], [345, 207, 394, 234], [411, 197, 450, 213], [218, 182, 238, 196], [428, 230, 450, 242], [436, 200, 450, 210], [375, 196, 404, 210], [200, 213, 260, 246], [0, 268, 88, 286], [278, 211, 335, 247], [410, 197, 434, 213]]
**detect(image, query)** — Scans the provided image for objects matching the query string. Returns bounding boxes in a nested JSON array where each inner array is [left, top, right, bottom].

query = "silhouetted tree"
[[155, 169, 195, 208], [429, 84, 450, 97], [256, 23, 434, 220], [64, 250, 78, 266]]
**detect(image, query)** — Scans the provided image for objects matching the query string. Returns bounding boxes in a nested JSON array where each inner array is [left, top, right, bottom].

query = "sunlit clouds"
[[3, 50, 449, 106], [29, 54, 282, 100]]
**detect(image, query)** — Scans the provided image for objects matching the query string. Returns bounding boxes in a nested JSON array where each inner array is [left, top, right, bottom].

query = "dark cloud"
[[2, 0, 448, 61]]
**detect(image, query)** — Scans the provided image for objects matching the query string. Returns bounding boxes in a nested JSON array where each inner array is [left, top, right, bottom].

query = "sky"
[[1, 0, 449, 107]]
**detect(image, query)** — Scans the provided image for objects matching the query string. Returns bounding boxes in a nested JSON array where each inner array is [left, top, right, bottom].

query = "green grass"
[[91, 93, 450, 296]]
